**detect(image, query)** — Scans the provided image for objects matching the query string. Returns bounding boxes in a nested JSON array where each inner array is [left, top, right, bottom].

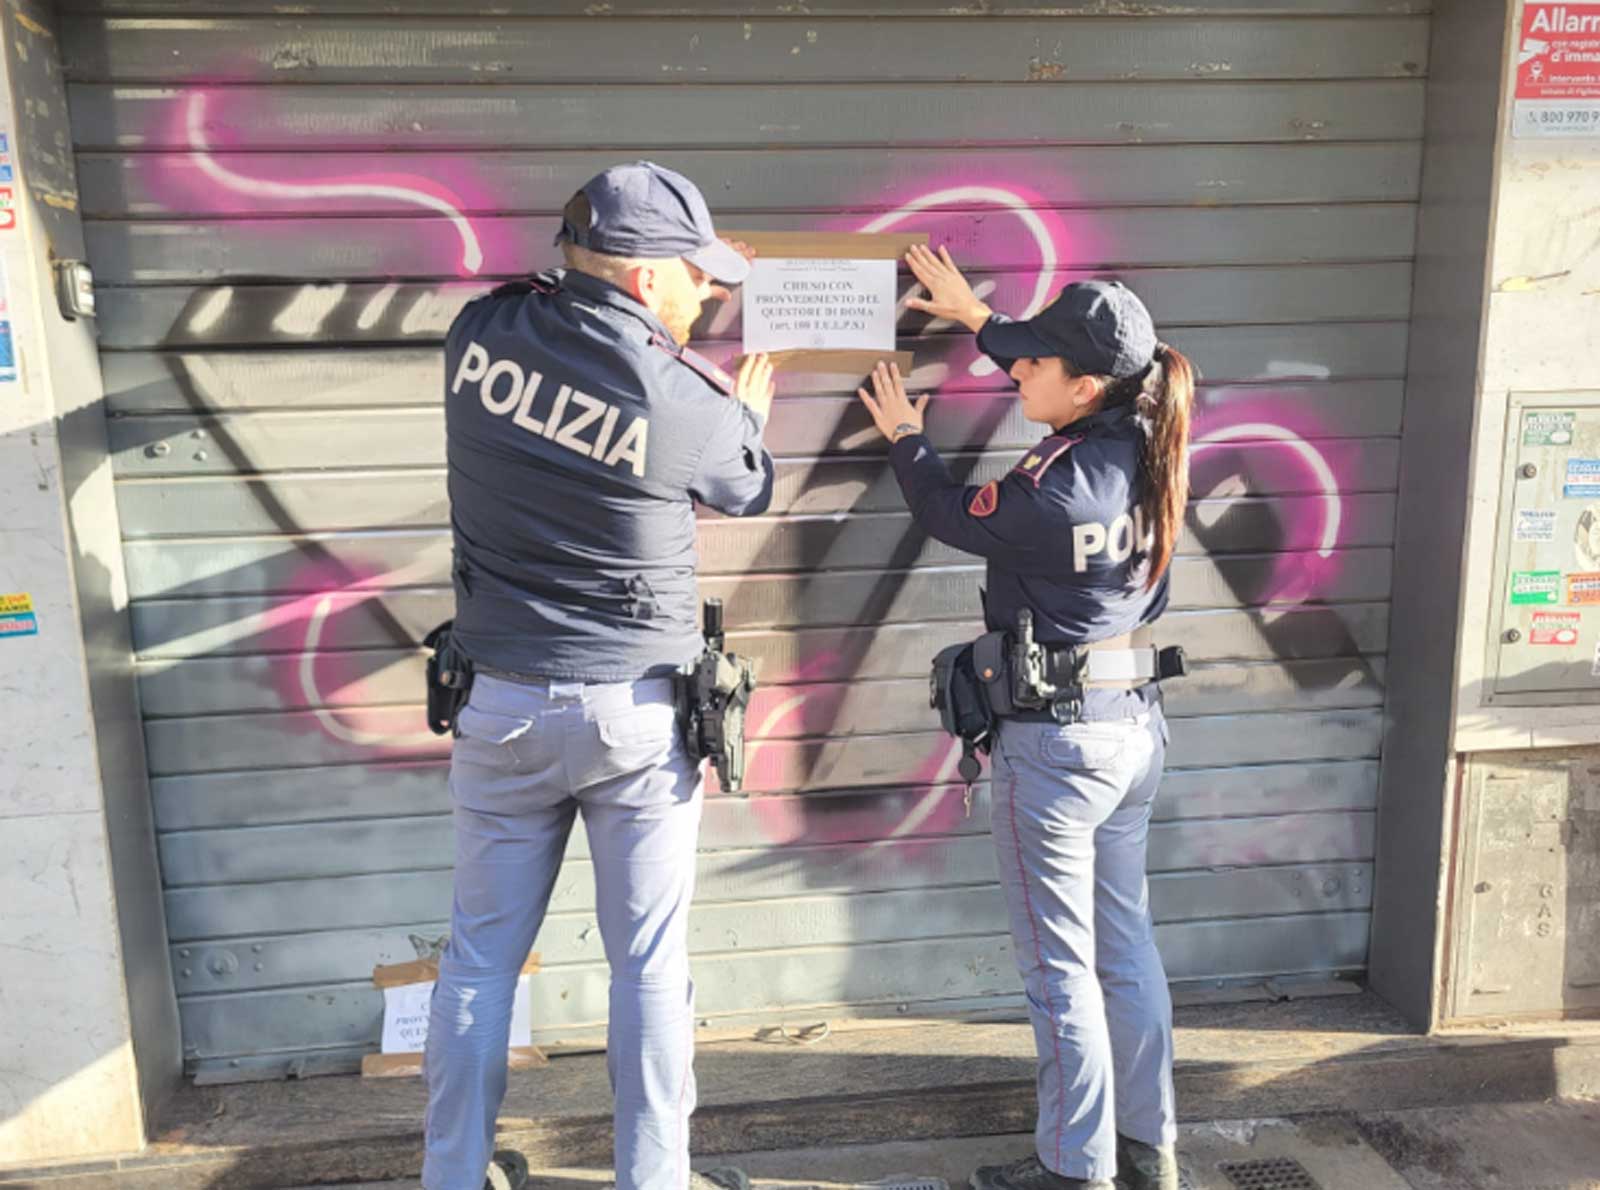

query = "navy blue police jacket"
[[445, 268, 774, 681], [887, 316, 1169, 649]]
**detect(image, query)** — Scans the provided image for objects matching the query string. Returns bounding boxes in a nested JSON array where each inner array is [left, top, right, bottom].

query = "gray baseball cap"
[[554, 160, 750, 285]]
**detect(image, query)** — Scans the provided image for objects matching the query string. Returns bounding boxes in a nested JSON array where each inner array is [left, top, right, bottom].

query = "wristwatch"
[[891, 422, 922, 443]]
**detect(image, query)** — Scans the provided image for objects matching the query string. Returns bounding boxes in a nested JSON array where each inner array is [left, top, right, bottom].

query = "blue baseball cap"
[[984, 280, 1157, 380], [554, 160, 750, 285]]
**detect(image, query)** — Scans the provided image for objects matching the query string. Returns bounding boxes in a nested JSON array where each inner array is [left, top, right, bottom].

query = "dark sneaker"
[[690, 1168, 752, 1190], [1113, 1134, 1179, 1190], [970, 1153, 1114, 1190], [484, 1148, 529, 1190]]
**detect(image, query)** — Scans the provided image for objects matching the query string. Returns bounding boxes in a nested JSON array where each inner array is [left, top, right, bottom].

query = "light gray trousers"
[[989, 707, 1177, 1184], [421, 673, 702, 1190]]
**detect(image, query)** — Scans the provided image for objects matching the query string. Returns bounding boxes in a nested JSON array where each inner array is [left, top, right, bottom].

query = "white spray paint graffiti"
[[184, 92, 485, 274], [1190, 424, 1342, 558]]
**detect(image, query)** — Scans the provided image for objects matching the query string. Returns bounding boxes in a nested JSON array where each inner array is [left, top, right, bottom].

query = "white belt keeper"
[[1082, 647, 1159, 684]]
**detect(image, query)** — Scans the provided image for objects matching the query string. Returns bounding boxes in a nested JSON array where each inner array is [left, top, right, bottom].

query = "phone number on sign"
[[1531, 108, 1600, 126], [1517, 101, 1600, 136]]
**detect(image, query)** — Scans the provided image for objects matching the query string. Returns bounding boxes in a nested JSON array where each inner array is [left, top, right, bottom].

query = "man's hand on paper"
[[735, 351, 775, 421], [903, 244, 992, 333]]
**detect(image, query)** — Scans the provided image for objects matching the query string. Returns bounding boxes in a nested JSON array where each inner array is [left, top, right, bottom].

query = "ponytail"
[[1134, 343, 1195, 587]]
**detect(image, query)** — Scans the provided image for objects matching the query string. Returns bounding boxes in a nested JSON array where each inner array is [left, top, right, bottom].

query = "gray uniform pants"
[[989, 707, 1177, 1184], [421, 674, 702, 1190]]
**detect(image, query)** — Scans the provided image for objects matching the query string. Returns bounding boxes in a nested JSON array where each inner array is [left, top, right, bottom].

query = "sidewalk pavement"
[[301, 1099, 1600, 1190], [10, 996, 1600, 1189]]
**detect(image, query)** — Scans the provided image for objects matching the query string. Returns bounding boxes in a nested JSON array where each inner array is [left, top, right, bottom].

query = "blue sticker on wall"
[[0, 593, 37, 640], [1566, 458, 1600, 499], [0, 319, 15, 384]]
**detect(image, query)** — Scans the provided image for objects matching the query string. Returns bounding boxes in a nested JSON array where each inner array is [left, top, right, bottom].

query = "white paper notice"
[[380, 975, 534, 1054], [381, 982, 433, 1054], [1516, 509, 1558, 543], [742, 258, 897, 354]]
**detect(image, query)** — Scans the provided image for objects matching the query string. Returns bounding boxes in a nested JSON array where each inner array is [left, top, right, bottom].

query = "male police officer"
[[422, 162, 775, 1190]]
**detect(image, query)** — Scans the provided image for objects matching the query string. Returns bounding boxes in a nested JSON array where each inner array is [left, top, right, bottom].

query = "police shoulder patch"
[[1011, 434, 1082, 488], [651, 333, 734, 395], [486, 279, 534, 300], [968, 480, 1001, 519], [487, 271, 562, 301]]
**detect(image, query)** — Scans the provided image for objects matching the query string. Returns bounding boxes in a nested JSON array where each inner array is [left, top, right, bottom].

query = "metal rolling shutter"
[[62, 0, 1426, 1080]]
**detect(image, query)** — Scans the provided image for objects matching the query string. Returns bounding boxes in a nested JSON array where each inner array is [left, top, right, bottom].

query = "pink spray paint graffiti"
[[145, 90, 497, 755], [144, 96, 1358, 849]]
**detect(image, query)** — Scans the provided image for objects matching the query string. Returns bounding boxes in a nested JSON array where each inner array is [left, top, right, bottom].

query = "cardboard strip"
[[719, 230, 927, 260], [372, 952, 541, 989], [361, 1045, 547, 1080], [765, 348, 916, 376]]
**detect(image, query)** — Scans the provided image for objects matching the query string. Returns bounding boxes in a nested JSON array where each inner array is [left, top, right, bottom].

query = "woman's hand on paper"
[[857, 361, 929, 444], [903, 244, 992, 333]]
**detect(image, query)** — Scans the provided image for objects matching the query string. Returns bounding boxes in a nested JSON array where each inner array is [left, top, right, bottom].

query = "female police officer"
[[856, 245, 1194, 1190]]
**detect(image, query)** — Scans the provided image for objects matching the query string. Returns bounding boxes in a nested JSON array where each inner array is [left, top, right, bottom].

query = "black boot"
[[484, 1149, 528, 1190], [970, 1153, 1114, 1190], [1112, 1134, 1178, 1190]]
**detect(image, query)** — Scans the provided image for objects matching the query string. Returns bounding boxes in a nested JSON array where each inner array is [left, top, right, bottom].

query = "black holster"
[[929, 629, 1017, 784], [423, 620, 474, 736], [675, 599, 757, 791]]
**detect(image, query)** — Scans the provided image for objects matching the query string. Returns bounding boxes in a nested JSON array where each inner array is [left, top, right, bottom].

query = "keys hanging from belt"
[[959, 743, 982, 817]]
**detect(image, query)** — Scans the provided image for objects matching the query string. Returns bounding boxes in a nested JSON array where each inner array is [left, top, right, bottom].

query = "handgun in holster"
[[423, 620, 475, 736], [676, 598, 758, 792]]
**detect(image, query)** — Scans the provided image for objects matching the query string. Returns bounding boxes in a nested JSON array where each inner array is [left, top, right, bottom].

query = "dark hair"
[[560, 192, 593, 241], [1070, 344, 1196, 588]]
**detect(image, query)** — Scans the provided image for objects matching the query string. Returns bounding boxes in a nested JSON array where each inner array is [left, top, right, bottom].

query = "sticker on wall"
[[1577, 505, 1600, 569], [1531, 610, 1581, 645], [0, 592, 37, 639], [0, 257, 16, 384], [1569, 573, 1600, 604], [1524, 410, 1576, 445], [1592, 639, 1600, 677], [1514, 3, 1600, 138], [1517, 508, 1559, 542], [1512, 570, 1564, 604], [0, 185, 14, 232], [1566, 458, 1600, 498]]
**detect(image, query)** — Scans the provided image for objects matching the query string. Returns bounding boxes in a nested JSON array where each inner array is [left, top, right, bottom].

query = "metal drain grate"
[[1218, 1157, 1323, 1190]]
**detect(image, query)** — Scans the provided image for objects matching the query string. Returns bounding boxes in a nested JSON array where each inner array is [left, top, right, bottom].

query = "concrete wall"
[[1455, 3, 1600, 750], [1427, 0, 1600, 1026], [1375, 0, 1600, 1027], [0, 0, 177, 1167], [1370, 0, 1510, 1029]]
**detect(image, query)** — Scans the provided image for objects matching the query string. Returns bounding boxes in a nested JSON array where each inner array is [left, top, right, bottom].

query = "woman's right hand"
[[904, 244, 993, 333]]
